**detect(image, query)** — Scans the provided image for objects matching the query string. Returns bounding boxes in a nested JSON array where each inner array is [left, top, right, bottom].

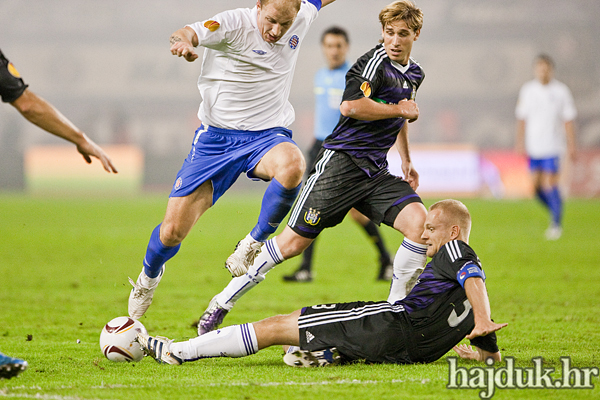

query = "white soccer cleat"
[[545, 225, 562, 241], [225, 236, 263, 277], [283, 347, 341, 367], [128, 266, 164, 319], [136, 331, 182, 365]]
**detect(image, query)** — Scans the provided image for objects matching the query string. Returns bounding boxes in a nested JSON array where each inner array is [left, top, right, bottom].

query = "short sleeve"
[[515, 85, 528, 120], [561, 85, 577, 122], [186, 9, 239, 50]]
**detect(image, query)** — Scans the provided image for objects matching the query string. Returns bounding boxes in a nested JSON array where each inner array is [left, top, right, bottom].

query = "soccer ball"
[[99, 317, 147, 362]]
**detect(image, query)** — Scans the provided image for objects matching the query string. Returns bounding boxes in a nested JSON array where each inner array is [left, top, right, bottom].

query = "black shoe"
[[283, 269, 313, 282], [377, 259, 393, 281]]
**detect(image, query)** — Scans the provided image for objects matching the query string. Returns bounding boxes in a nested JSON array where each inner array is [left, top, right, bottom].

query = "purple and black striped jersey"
[[399, 240, 483, 314], [322, 44, 425, 177], [398, 240, 498, 360]]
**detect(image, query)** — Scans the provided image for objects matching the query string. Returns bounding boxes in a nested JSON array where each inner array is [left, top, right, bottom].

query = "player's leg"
[[128, 181, 213, 319], [541, 167, 562, 240], [198, 149, 351, 334], [348, 208, 393, 281], [283, 240, 316, 282], [225, 141, 305, 276], [139, 310, 301, 364], [283, 140, 323, 282], [198, 227, 313, 334], [387, 202, 428, 303], [531, 166, 550, 209]]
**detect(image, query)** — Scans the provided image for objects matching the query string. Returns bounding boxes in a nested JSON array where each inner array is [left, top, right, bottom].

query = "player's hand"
[[465, 320, 508, 340], [453, 344, 501, 363], [76, 134, 118, 173], [453, 344, 480, 360], [170, 42, 198, 62], [399, 99, 419, 122], [402, 161, 420, 191]]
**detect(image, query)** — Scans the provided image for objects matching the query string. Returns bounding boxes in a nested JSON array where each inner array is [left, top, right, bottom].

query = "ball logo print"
[[99, 317, 147, 362]]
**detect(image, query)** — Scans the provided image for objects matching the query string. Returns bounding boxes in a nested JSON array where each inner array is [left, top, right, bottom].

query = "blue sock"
[[250, 179, 301, 242], [546, 186, 562, 226], [143, 224, 181, 278], [535, 188, 551, 209]]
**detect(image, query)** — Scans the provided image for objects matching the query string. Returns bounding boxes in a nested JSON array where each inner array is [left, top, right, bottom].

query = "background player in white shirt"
[[127, 0, 338, 321], [515, 54, 577, 240]]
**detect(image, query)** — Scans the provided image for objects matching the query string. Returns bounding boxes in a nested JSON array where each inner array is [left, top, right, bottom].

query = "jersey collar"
[[390, 59, 412, 74]]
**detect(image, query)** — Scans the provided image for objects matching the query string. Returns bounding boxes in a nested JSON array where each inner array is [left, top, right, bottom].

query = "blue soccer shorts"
[[170, 124, 297, 204], [529, 156, 559, 174]]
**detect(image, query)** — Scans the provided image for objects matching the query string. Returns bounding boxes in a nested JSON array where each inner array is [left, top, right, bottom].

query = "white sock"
[[171, 324, 258, 361], [138, 267, 163, 288], [387, 238, 427, 303], [216, 238, 284, 309]]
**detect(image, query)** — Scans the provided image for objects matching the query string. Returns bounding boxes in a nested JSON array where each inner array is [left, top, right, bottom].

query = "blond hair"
[[429, 199, 472, 239], [260, 0, 301, 12], [379, 0, 423, 33]]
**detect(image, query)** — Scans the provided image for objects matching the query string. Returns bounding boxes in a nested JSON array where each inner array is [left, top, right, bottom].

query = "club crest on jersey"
[[289, 35, 299, 49], [252, 49, 267, 55], [7, 62, 21, 78], [203, 20, 220, 32], [304, 208, 321, 225], [175, 177, 183, 191], [360, 81, 372, 97]]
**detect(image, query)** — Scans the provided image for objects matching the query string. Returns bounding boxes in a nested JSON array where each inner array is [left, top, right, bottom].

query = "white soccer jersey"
[[515, 79, 577, 159], [186, 1, 320, 131]]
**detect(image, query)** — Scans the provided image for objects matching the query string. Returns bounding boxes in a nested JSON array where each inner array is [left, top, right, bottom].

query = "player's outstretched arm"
[[170, 26, 199, 62], [340, 97, 419, 122], [10, 89, 118, 173], [464, 277, 507, 340], [321, 0, 338, 7], [453, 344, 501, 363]]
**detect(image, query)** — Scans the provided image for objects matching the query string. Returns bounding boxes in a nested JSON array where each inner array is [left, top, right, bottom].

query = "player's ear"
[[413, 29, 421, 41], [450, 225, 460, 240]]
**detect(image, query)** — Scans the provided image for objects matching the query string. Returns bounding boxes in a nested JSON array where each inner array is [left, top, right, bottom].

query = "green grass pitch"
[[0, 192, 599, 399]]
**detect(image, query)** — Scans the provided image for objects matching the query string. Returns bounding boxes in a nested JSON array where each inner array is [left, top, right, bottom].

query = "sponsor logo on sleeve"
[[7, 63, 21, 78], [203, 20, 220, 32], [360, 81, 372, 97]]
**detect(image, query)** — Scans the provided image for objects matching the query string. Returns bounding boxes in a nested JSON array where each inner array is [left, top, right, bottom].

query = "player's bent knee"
[[394, 202, 427, 242], [159, 222, 188, 246]]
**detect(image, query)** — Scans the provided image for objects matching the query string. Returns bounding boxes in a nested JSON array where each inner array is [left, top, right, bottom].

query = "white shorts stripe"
[[288, 149, 335, 227], [298, 303, 405, 329]]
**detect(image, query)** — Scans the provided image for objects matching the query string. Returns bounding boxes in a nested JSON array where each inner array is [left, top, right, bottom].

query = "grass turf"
[[0, 193, 599, 399]]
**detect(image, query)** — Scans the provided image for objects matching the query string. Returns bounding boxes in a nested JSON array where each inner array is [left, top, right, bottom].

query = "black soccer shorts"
[[298, 301, 412, 364], [288, 149, 422, 239]]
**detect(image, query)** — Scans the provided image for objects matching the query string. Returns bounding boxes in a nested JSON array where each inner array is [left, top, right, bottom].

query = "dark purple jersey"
[[398, 240, 499, 361], [323, 44, 425, 177]]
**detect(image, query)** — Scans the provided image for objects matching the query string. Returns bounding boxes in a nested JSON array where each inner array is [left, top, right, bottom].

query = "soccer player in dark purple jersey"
[[138, 199, 507, 366], [196, 0, 430, 334]]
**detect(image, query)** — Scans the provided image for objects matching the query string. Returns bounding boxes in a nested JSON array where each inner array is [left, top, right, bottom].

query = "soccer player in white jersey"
[[127, 0, 338, 321], [515, 54, 577, 240]]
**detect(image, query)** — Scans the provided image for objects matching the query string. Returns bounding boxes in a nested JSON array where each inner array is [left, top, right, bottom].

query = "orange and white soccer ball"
[[100, 317, 147, 362]]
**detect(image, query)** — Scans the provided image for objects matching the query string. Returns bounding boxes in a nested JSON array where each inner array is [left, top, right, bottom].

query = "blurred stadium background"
[[1, 0, 599, 198]]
